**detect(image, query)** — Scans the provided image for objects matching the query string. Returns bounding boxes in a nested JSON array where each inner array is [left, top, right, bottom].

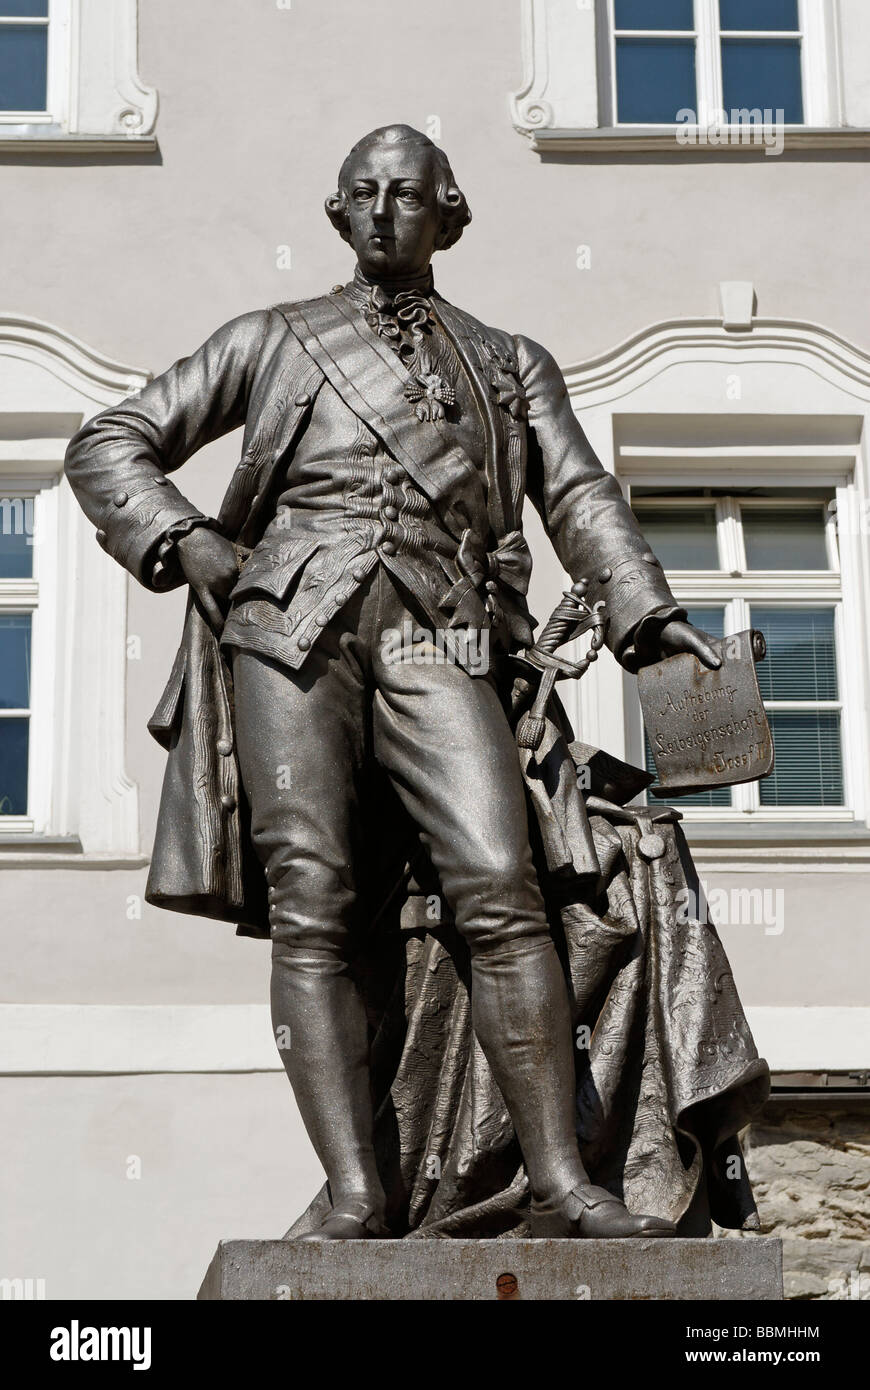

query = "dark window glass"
[[0, 2, 49, 16], [616, 38, 697, 123], [632, 505, 719, 569], [615, 0, 694, 29], [742, 506, 828, 571], [752, 607, 843, 806], [721, 38, 803, 122], [719, 0, 798, 31], [753, 608, 838, 703], [760, 711, 844, 806], [0, 614, 31, 709], [0, 24, 47, 110], [0, 499, 34, 578], [0, 716, 28, 814], [645, 607, 730, 808]]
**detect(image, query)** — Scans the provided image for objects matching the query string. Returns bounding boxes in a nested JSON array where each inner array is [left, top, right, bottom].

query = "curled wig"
[[325, 125, 472, 251]]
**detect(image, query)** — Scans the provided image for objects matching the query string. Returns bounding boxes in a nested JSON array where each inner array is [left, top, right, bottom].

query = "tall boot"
[[470, 936, 675, 1238], [271, 947, 387, 1239]]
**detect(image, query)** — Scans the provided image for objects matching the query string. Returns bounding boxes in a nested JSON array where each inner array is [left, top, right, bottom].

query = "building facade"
[[0, 0, 868, 1299]]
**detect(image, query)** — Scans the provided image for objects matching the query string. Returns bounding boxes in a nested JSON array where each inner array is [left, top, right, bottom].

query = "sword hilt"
[[515, 580, 607, 751]]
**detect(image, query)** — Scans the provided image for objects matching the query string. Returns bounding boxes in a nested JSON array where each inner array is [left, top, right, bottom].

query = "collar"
[[342, 263, 435, 308]]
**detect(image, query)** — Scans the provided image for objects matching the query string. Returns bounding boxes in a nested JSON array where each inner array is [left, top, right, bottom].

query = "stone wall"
[[720, 1105, 870, 1300]]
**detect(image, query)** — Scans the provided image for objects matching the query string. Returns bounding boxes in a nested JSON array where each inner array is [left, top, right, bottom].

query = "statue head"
[[325, 124, 471, 280]]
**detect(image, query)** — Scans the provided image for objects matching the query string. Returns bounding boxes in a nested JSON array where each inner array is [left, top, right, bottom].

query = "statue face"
[[344, 141, 440, 279]]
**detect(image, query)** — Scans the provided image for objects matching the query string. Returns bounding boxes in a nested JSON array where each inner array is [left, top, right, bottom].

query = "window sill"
[[0, 835, 148, 868], [526, 126, 870, 155], [682, 820, 870, 844], [0, 130, 157, 155], [679, 819, 870, 870]]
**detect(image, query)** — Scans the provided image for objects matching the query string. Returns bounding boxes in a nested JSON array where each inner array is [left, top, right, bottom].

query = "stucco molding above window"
[[510, 0, 870, 155], [0, 0, 157, 154]]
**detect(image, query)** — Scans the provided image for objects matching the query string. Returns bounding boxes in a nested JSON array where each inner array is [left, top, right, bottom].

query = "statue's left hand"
[[175, 527, 240, 632], [655, 620, 722, 669]]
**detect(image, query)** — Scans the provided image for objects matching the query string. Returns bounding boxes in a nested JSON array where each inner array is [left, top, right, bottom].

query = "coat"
[[64, 286, 686, 931]]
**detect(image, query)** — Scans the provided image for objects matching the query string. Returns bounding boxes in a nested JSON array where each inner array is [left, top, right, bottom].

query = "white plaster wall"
[[0, 1073, 323, 1300]]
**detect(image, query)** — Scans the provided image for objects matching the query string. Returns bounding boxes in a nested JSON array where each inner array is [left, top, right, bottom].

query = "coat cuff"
[[150, 515, 217, 592], [584, 552, 684, 663], [620, 605, 688, 674], [94, 474, 207, 589]]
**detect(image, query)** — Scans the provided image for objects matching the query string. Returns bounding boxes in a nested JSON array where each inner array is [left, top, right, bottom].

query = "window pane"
[[615, 0, 694, 29], [632, 505, 719, 569], [645, 607, 730, 808], [742, 506, 829, 571], [0, 717, 28, 815], [685, 606, 725, 642], [0, 25, 47, 110], [0, 1, 48, 15], [0, 498, 33, 577], [616, 38, 697, 123], [0, 614, 31, 708], [721, 39, 804, 123], [719, 0, 798, 31], [760, 712, 844, 806], [753, 608, 838, 702]]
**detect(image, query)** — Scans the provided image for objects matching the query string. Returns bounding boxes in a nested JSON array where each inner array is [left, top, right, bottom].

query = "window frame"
[[0, 312, 149, 861], [0, 472, 59, 833], [607, 0, 834, 130], [0, 0, 71, 126], [0, 0, 157, 152], [629, 490, 855, 821]]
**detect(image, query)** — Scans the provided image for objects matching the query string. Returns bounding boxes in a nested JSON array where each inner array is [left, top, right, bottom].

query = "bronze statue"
[[65, 126, 769, 1243]]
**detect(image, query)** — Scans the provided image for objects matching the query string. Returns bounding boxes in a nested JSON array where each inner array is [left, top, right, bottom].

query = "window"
[[0, 499, 35, 816], [0, 1, 49, 114], [0, 0, 156, 150], [512, 0, 846, 151], [611, 0, 808, 126], [633, 493, 846, 815], [0, 0, 68, 125], [612, 0, 698, 125], [0, 312, 147, 855]]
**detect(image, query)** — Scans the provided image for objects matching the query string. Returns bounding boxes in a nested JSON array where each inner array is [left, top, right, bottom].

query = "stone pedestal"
[[198, 1237, 783, 1301]]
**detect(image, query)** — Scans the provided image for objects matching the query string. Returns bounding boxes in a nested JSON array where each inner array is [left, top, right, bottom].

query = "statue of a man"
[[66, 126, 759, 1244]]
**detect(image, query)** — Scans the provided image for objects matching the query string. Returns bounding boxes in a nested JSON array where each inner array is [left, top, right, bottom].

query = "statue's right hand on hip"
[[175, 527, 240, 632]]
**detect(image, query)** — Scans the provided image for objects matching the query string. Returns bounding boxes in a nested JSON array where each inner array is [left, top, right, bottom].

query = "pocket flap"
[[230, 535, 319, 602]]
